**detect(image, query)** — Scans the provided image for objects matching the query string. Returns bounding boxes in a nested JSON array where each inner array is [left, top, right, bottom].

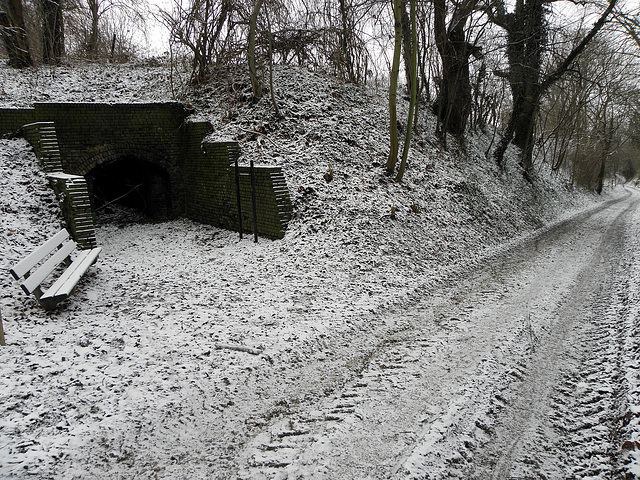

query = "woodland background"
[[2, 0, 640, 191]]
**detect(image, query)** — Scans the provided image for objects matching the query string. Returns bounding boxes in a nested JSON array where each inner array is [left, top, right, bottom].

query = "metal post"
[[234, 157, 243, 239], [250, 160, 258, 243], [0, 307, 5, 346]]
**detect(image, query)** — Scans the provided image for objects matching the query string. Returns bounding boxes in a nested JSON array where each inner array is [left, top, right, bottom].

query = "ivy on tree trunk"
[[0, 0, 33, 68], [433, 0, 480, 136], [490, 0, 617, 179]]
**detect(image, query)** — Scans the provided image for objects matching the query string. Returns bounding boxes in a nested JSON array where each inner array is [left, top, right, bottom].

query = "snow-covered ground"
[[0, 61, 637, 478]]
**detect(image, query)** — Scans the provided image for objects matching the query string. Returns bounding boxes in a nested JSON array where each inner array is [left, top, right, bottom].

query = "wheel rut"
[[470, 193, 639, 480], [236, 190, 640, 479]]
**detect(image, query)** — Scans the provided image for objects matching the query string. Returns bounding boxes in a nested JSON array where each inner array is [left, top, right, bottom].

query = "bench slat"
[[40, 247, 102, 310], [20, 240, 76, 296], [10, 230, 69, 280]]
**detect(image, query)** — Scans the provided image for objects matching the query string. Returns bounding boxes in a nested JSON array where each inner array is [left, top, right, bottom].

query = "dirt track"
[[3, 133, 637, 479], [236, 187, 640, 479]]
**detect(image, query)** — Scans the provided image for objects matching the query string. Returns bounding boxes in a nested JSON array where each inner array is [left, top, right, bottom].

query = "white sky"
[[140, 0, 172, 55]]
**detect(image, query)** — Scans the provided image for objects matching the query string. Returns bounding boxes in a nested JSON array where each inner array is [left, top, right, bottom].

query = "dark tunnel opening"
[[88, 156, 172, 222]]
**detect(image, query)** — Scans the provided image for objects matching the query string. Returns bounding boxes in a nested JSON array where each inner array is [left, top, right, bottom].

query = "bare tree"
[[0, 0, 33, 67], [396, 0, 417, 182], [66, 0, 147, 59], [248, 0, 263, 99], [489, 0, 617, 178], [385, 0, 402, 176], [267, 7, 280, 115], [540, 33, 640, 190], [433, 0, 481, 136], [610, 3, 640, 53], [158, 0, 233, 81], [338, 0, 357, 82], [41, 0, 65, 64]]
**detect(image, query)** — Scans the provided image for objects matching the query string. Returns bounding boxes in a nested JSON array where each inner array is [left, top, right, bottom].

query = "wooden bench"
[[10, 229, 102, 311]]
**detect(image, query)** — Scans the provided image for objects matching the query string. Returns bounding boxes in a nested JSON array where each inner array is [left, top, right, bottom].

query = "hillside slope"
[[0, 62, 616, 479], [1, 61, 602, 310]]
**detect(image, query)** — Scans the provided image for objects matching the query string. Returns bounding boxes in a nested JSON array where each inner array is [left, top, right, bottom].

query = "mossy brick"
[[15, 102, 291, 239], [0, 108, 37, 135]]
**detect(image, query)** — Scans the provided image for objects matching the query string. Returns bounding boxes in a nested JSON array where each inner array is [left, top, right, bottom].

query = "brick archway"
[[76, 145, 175, 177], [0, 102, 293, 239], [80, 145, 180, 219], [86, 153, 173, 220]]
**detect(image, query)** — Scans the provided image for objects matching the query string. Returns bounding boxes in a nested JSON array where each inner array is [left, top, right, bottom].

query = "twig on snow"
[[215, 343, 263, 355], [237, 127, 295, 154], [0, 307, 5, 346]]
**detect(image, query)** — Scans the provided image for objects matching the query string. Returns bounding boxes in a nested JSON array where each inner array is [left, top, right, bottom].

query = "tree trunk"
[[0, 0, 33, 68], [492, 0, 617, 178], [265, 0, 280, 117], [400, 0, 412, 91], [192, 0, 210, 81], [385, 0, 403, 176], [248, 0, 264, 100], [396, 0, 417, 182], [87, 0, 100, 58], [433, 0, 479, 136], [471, 61, 487, 130], [509, 83, 541, 176], [339, 0, 356, 83], [596, 117, 615, 194], [41, 0, 65, 64], [501, 0, 545, 175]]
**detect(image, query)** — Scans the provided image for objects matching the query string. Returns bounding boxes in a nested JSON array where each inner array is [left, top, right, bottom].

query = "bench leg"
[[39, 295, 66, 311]]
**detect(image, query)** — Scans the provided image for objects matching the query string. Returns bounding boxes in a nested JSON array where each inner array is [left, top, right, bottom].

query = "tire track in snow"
[[236, 190, 639, 479], [469, 191, 639, 479]]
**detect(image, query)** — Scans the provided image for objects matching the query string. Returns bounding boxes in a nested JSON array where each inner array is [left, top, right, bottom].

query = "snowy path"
[[236, 187, 640, 479], [2, 188, 636, 480], [2, 133, 636, 479]]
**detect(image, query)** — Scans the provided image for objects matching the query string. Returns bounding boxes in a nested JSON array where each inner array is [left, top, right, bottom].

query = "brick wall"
[[183, 125, 233, 226], [33, 102, 189, 216], [1, 103, 292, 239], [47, 173, 98, 250], [0, 108, 37, 135], [22, 122, 64, 173], [19, 122, 97, 249], [234, 165, 293, 239], [184, 129, 291, 239]]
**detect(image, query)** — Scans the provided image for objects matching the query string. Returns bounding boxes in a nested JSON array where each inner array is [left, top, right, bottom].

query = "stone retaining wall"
[[0, 103, 292, 239], [0, 108, 36, 135], [20, 122, 97, 249]]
